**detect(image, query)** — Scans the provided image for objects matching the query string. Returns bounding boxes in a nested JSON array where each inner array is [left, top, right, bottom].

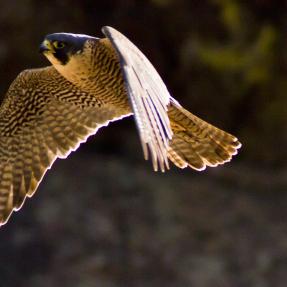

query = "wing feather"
[[0, 66, 130, 226], [102, 26, 173, 171]]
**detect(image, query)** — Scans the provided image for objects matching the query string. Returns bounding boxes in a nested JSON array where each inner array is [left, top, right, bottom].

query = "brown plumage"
[[0, 26, 241, 226]]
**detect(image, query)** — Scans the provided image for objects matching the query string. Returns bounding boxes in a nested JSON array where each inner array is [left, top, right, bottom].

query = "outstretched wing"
[[102, 26, 173, 172], [0, 66, 129, 226]]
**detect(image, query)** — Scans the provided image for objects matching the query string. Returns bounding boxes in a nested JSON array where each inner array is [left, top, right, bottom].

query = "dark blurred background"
[[0, 0, 286, 286]]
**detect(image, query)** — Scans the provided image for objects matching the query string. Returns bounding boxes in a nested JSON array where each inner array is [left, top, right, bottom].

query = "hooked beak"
[[39, 39, 54, 54]]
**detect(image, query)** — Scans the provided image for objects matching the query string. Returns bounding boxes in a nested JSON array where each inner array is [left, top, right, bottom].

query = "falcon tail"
[[167, 100, 241, 170]]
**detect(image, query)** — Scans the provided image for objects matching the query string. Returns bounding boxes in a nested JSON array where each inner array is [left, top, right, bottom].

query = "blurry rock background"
[[0, 0, 286, 286]]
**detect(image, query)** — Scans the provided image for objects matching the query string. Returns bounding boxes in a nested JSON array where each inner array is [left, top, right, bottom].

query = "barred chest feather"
[[54, 39, 130, 111]]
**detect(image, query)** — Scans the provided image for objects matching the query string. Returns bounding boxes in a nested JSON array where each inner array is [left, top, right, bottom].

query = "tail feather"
[[167, 147, 188, 169], [167, 100, 241, 170], [169, 135, 206, 170]]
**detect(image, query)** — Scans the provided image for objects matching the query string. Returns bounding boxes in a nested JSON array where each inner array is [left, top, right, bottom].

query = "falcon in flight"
[[0, 26, 241, 226]]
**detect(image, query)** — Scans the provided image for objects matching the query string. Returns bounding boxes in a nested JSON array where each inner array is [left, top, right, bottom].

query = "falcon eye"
[[53, 41, 65, 49]]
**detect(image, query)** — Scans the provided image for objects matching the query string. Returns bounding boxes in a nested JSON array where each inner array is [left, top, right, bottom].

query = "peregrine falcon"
[[0, 26, 241, 226]]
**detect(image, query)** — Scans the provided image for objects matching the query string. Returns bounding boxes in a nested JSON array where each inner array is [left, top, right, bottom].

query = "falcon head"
[[39, 33, 97, 66]]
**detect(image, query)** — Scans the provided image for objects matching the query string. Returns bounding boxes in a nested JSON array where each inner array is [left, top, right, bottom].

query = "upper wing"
[[0, 66, 129, 226], [102, 26, 173, 172]]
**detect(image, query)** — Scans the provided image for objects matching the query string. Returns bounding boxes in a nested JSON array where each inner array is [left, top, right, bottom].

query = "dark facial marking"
[[44, 33, 92, 65]]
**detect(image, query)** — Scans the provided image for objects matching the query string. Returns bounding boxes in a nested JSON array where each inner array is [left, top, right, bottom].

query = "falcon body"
[[0, 27, 241, 226]]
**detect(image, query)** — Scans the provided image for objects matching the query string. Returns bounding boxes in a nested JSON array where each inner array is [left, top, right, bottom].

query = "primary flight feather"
[[0, 26, 241, 226]]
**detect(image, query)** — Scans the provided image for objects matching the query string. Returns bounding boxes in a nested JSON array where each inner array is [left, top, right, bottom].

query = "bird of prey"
[[0, 26, 241, 226]]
